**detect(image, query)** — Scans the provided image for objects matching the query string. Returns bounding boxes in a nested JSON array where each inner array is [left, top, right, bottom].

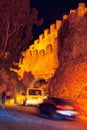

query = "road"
[[0, 105, 87, 130]]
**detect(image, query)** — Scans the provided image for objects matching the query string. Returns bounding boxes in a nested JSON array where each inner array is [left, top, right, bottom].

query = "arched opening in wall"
[[31, 78, 49, 98], [31, 78, 47, 88]]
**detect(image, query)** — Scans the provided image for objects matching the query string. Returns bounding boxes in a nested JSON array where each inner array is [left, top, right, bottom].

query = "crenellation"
[[56, 20, 62, 30], [77, 2, 87, 16], [44, 29, 49, 37], [78, 3, 86, 8], [30, 20, 61, 52], [29, 44, 34, 50], [50, 23, 56, 32], [34, 39, 39, 47], [63, 14, 68, 20], [70, 9, 76, 14], [39, 34, 44, 42]]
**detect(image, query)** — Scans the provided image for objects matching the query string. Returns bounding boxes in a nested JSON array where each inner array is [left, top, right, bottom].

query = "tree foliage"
[[0, 0, 43, 69]]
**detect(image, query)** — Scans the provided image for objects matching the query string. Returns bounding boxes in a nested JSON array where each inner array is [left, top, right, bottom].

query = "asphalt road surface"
[[0, 105, 87, 130]]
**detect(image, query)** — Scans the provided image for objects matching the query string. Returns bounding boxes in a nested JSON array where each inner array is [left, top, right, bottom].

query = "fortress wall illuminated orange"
[[18, 20, 62, 79], [17, 3, 87, 79]]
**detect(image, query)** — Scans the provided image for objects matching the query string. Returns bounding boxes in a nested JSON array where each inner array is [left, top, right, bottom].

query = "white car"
[[23, 88, 47, 106]]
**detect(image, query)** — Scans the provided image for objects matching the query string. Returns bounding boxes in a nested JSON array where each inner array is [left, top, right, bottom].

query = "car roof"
[[46, 97, 73, 105]]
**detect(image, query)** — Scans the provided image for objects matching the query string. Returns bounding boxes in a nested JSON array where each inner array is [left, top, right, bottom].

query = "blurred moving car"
[[38, 97, 80, 120]]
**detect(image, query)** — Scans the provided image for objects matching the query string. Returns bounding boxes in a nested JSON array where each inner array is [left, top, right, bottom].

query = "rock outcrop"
[[50, 5, 87, 115]]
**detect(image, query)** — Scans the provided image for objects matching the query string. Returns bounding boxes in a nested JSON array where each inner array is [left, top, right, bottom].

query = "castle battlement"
[[29, 2, 87, 53], [70, 9, 76, 14], [44, 29, 49, 37], [28, 19, 62, 52], [78, 2, 86, 8], [63, 14, 68, 20], [56, 20, 62, 29], [34, 39, 39, 46], [77, 3, 87, 16], [50, 23, 56, 32], [16, 2, 87, 79]]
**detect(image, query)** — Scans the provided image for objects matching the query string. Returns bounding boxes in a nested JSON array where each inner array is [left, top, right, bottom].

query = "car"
[[23, 88, 47, 106], [38, 97, 80, 120]]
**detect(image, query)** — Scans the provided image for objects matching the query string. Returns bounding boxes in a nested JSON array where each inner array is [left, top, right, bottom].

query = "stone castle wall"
[[16, 2, 87, 80], [18, 20, 62, 79]]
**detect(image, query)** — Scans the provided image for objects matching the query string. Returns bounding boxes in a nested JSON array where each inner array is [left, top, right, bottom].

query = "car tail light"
[[73, 105, 80, 111], [55, 105, 65, 109]]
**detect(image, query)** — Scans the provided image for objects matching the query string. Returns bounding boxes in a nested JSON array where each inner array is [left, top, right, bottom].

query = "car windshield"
[[29, 89, 42, 96]]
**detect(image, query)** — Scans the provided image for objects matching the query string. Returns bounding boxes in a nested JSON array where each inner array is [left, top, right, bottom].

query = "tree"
[[0, 0, 43, 69]]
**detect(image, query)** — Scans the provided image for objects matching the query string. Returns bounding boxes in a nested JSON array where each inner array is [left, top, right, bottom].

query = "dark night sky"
[[30, 0, 87, 38]]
